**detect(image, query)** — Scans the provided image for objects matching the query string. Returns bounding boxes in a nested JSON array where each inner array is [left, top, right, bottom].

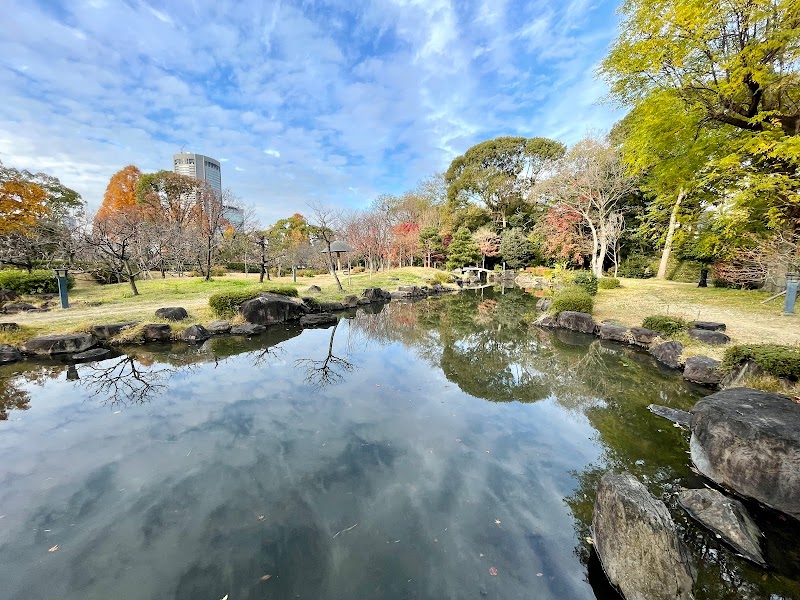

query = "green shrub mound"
[[550, 286, 594, 315], [0, 269, 75, 294], [572, 271, 598, 296], [350, 266, 365, 274], [226, 262, 261, 273], [722, 344, 800, 381], [209, 285, 299, 316], [432, 271, 454, 284], [641, 314, 688, 337], [598, 277, 621, 289], [617, 255, 655, 279]]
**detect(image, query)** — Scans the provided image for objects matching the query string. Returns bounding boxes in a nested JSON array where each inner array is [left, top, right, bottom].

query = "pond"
[[1, 288, 798, 600]]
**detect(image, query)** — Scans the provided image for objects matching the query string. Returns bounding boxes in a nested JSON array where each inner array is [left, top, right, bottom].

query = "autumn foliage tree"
[[472, 226, 500, 269], [95, 165, 142, 223]]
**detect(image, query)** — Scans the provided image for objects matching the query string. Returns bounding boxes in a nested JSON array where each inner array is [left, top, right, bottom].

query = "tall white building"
[[173, 152, 222, 196]]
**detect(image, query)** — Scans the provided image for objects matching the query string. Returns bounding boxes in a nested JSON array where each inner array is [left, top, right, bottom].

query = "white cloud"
[[263, 149, 281, 158]]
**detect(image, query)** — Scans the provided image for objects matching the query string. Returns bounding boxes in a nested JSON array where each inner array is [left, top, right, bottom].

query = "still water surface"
[[1, 289, 798, 599]]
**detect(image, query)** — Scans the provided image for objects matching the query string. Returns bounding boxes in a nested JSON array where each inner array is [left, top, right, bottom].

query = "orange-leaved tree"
[[0, 178, 49, 235], [95, 165, 142, 224]]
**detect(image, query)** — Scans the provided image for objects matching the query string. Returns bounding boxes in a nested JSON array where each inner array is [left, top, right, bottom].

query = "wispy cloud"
[[0, 0, 622, 224]]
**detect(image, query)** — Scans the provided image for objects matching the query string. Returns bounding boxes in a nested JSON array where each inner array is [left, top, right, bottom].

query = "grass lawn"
[[0, 267, 448, 344], [594, 278, 799, 359]]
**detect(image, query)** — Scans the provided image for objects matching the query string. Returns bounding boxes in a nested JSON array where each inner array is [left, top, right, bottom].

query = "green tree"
[[266, 213, 311, 275], [500, 227, 534, 268], [445, 136, 565, 228], [445, 227, 481, 270], [418, 226, 444, 268]]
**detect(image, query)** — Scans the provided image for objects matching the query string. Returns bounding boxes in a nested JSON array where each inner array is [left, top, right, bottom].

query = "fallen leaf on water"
[[585, 536, 594, 545], [257, 515, 265, 521], [260, 574, 272, 581], [536, 573, 543, 577], [494, 519, 501, 525], [489, 567, 498, 576], [48, 545, 59, 553], [221, 595, 228, 600]]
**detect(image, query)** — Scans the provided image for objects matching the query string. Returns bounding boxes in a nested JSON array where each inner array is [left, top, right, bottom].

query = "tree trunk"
[[657, 189, 685, 280], [326, 239, 344, 291], [587, 220, 601, 277], [124, 260, 139, 296], [205, 235, 213, 281]]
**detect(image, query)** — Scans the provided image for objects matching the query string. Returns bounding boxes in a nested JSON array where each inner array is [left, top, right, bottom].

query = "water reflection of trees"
[[295, 321, 354, 387], [80, 355, 177, 407], [0, 364, 65, 420]]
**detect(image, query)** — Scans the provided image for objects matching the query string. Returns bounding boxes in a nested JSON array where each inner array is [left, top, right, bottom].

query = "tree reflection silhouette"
[[295, 321, 354, 387], [81, 355, 176, 406]]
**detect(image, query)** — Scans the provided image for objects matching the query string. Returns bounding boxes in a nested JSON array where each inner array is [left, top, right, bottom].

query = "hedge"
[[572, 271, 598, 296], [722, 344, 800, 381], [598, 277, 621, 289], [550, 286, 593, 315], [0, 269, 75, 294], [209, 285, 299, 316], [617, 255, 655, 279], [641, 315, 688, 337]]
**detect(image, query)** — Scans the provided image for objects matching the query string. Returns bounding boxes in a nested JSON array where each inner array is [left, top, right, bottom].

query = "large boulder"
[[343, 295, 360, 308], [142, 324, 172, 342], [650, 340, 684, 369], [230, 323, 266, 336], [688, 328, 730, 345], [239, 293, 307, 325], [690, 388, 800, 520], [556, 311, 597, 334], [317, 301, 345, 312], [691, 321, 726, 332], [0, 344, 22, 364], [361, 288, 391, 303], [598, 323, 629, 343], [592, 471, 695, 600], [678, 488, 766, 566], [206, 320, 232, 335], [155, 307, 188, 321], [536, 314, 558, 328], [629, 327, 659, 347], [22, 333, 96, 355], [180, 324, 210, 343], [300, 313, 338, 328], [91, 321, 139, 341], [306, 285, 322, 294], [683, 356, 721, 386]]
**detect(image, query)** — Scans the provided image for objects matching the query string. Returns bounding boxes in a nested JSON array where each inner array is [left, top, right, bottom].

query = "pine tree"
[[445, 227, 481, 270]]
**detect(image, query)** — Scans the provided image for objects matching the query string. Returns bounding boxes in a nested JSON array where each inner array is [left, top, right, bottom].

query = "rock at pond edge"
[[22, 333, 96, 355], [155, 307, 189, 321], [650, 340, 684, 369], [683, 356, 722, 387]]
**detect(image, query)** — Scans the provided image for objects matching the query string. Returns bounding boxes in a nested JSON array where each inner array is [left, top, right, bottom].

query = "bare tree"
[[294, 321, 354, 386], [308, 202, 344, 291], [83, 212, 148, 295]]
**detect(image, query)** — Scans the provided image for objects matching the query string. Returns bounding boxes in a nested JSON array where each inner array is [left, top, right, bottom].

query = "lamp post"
[[784, 273, 799, 315], [54, 268, 69, 309]]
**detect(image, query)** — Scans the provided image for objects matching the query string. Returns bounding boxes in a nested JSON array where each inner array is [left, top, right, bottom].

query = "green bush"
[[598, 277, 621, 289], [208, 285, 299, 316], [226, 262, 261, 273], [550, 286, 594, 315], [617, 255, 655, 279], [0, 269, 75, 294], [572, 271, 598, 296], [722, 344, 800, 381], [641, 314, 688, 336], [432, 271, 454, 284]]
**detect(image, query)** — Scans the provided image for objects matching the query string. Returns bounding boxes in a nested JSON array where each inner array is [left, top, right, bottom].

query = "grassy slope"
[[0, 267, 446, 343]]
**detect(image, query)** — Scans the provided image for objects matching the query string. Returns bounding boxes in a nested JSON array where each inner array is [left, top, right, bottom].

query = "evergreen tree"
[[500, 227, 533, 268], [445, 227, 481, 270]]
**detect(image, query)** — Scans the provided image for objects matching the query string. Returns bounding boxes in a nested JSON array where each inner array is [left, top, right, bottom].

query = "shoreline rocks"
[[556, 311, 597, 334], [683, 356, 721, 386], [0, 344, 22, 364], [155, 307, 188, 321], [592, 471, 695, 600], [688, 328, 730, 345], [91, 321, 139, 340], [648, 404, 691, 427], [240, 293, 307, 325], [690, 388, 800, 520], [22, 333, 96, 355], [650, 340, 684, 369]]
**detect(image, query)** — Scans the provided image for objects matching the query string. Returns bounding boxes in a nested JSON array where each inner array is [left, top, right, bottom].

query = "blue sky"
[[0, 0, 623, 224]]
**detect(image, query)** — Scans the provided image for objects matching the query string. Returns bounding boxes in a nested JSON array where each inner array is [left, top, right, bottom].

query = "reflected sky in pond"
[[0, 288, 798, 600]]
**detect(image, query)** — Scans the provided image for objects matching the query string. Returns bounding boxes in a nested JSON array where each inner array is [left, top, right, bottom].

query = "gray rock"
[[206, 320, 232, 335], [71, 348, 113, 362], [361, 288, 392, 303], [300, 313, 338, 328], [142, 324, 172, 342], [239, 293, 307, 325], [683, 356, 721, 386], [592, 472, 694, 600], [556, 311, 597, 334], [396, 285, 427, 298], [536, 315, 558, 328], [306, 285, 322, 294], [650, 340, 684, 369], [0, 344, 22, 364], [22, 333, 96, 355], [648, 404, 691, 427], [0, 289, 19, 302], [598, 323, 629, 343], [2, 302, 37, 313], [155, 307, 188, 321], [678, 488, 766, 566], [0, 322, 19, 331], [343, 294, 360, 308], [356, 297, 372, 305], [317, 301, 345, 312], [230, 323, 266, 336], [536, 298, 552, 312], [629, 327, 659, 347], [429, 283, 449, 294], [690, 388, 800, 520], [691, 321, 726, 332], [180, 324, 210, 343], [688, 328, 730, 345], [91, 321, 139, 340]]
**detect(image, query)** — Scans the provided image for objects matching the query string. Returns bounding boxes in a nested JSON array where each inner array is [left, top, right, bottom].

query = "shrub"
[[598, 277, 621, 289], [432, 271, 454, 284], [641, 314, 688, 337], [722, 344, 800, 381], [226, 262, 261, 273], [550, 286, 593, 315], [351, 266, 365, 274], [208, 285, 299, 316], [572, 271, 598, 296], [617, 255, 655, 279], [0, 269, 74, 294]]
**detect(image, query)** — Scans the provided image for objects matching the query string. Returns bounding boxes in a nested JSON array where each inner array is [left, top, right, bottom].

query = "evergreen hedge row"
[[0, 269, 75, 294]]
